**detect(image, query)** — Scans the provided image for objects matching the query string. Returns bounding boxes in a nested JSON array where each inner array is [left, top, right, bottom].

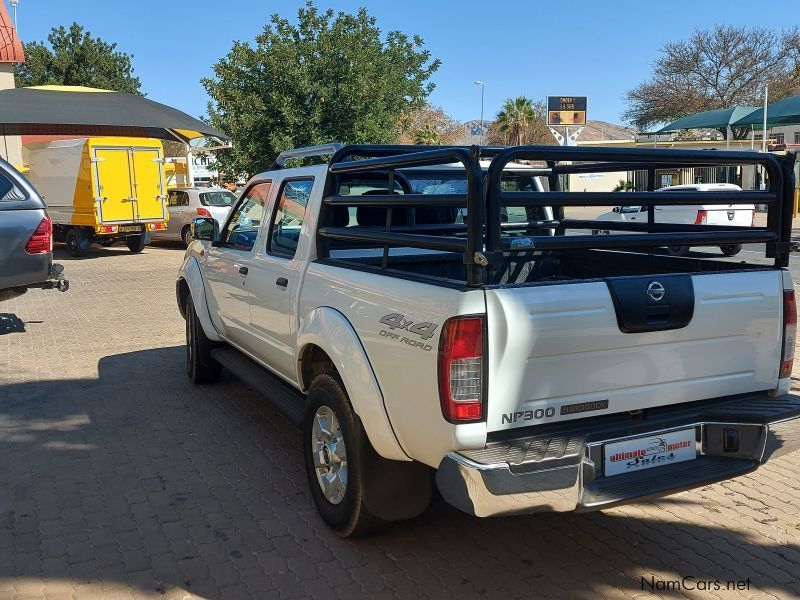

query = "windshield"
[[199, 191, 236, 207]]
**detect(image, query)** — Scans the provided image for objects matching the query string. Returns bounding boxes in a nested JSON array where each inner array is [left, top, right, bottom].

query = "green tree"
[[489, 97, 552, 146], [624, 25, 800, 139], [13, 23, 142, 94], [412, 124, 441, 145], [612, 179, 635, 192], [396, 104, 464, 145], [202, 2, 440, 175]]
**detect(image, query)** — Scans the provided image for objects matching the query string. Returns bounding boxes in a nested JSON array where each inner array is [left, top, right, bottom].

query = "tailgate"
[[485, 270, 783, 433], [706, 204, 756, 227], [0, 207, 50, 289]]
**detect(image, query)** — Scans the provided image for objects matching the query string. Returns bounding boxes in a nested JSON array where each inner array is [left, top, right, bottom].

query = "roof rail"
[[271, 142, 343, 169]]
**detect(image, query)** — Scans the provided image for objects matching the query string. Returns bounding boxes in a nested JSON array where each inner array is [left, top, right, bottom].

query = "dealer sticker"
[[604, 428, 696, 477]]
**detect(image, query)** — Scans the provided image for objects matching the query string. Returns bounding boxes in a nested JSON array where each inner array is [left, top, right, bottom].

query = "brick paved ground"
[[1, 242, 799, 600]]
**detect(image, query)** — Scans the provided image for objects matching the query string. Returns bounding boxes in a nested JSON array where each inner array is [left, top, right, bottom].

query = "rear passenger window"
[[221, 182, 271, 251], [268, 178, 314, 258], [0, 169, 26, 202]]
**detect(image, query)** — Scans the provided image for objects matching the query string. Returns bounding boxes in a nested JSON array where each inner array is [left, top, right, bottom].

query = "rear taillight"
[[25, 214, 52, 254], [780, 290, 796, 379], [695, 210, 708, 225], [197, 207, 212, 218], [438, 316, 484, 422]]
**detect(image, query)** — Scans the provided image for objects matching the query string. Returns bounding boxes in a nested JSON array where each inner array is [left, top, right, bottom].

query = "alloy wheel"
[[311, 405, 348, 505]]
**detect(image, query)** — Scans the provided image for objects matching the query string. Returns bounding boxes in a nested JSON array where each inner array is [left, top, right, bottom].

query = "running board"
[[211, 347, 305, 425]]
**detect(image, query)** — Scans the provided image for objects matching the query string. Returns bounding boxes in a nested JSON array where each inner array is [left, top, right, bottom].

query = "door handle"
[[276, 277, 288, 288], [239, 266, 249, 275]]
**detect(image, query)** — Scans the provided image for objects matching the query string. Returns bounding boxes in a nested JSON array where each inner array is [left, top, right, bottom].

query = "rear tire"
[[185, 295, 222, 384], [720, 244, 742, 257], [181, 226, 194, 248], [303, 373, 431, 537], [303, 373, 383, 537], [666, 245, 690, 257], [126, 233, 146, 253], [65, 228, 88, 257]]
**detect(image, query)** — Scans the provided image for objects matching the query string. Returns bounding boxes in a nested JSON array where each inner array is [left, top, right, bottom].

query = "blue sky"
[[7, 0, 796, 126]]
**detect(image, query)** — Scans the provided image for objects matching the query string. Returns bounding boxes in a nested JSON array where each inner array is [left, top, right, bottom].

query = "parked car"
[[593, 183, 755, 256], [177, 144, 800, 537], [0, 157, 68, 301], [152, 187, 236, 247]]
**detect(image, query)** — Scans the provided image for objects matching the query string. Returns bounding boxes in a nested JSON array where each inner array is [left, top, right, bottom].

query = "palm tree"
[[612, 179, 635, 192], [496, 96, 537, 146], [413, 124, 441, 145]]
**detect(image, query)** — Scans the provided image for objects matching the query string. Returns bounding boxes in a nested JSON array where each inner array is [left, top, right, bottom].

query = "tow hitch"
[[41, 264, 69, 292]]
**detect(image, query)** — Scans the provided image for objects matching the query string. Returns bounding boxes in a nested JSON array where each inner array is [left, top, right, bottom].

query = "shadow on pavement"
[[1, 346, 797, 599], [0, 314, 25, 335], [52, 245, 161, 261]]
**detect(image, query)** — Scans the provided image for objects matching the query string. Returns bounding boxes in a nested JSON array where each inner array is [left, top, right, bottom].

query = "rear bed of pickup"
[[317, 144, 800, 518]]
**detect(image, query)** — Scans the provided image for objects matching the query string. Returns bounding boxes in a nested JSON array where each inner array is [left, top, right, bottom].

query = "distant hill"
[[580, 120, 636, 141], [461, 119, 491, 145], [457, 119, 635, 145]]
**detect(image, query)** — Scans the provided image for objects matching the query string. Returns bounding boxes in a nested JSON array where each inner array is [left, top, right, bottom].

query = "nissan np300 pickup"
[[177, 143, 800, 536]]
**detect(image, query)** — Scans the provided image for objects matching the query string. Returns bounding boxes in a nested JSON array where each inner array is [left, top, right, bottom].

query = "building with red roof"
[[0, 0, 24, 166]]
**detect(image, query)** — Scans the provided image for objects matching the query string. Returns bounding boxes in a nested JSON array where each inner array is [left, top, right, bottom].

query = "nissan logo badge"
[[647, 281, 666, 302]]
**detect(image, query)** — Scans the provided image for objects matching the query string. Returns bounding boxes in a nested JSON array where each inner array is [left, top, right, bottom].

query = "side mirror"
[[191, 217, 219, 242], [612, 206, 621, 213]]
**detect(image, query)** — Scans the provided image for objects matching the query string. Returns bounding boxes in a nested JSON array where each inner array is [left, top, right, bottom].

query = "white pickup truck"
[[593, 182, 756, 257], [177, 143, 800, 536]]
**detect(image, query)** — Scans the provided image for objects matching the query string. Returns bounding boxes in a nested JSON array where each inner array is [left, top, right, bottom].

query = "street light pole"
[[10, 0, 19, 32], [761, 83, 769, 154], [474, 80, 485, 145], [760, 83, 769, 190]]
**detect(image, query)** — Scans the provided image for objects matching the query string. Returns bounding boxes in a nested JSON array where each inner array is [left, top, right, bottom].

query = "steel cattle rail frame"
[[315, 144, 797, 287], [319, 145, 484, 285], [486, 146, 796, 271]]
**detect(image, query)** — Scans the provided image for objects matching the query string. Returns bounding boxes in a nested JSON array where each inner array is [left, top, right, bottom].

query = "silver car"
[[153, 187, 236, 246], [0, 157, 68, 300]]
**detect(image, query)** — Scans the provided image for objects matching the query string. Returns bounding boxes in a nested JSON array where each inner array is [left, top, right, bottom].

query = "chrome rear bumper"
[[436, 393, 800, 517]]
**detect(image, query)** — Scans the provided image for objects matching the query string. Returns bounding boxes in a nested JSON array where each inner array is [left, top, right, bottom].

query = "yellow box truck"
[[23, 137, 169, 256]]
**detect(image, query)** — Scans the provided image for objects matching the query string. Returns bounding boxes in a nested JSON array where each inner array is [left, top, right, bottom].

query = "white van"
[[594, 183, 756, 256]]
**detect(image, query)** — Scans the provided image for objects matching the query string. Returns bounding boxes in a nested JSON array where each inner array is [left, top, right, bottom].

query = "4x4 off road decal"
[[378, 313, 438, 352]]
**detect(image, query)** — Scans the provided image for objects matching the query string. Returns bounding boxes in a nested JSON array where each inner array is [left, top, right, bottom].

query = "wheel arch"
[[177, 256, 222, 342], [296, 307, 410, 462]]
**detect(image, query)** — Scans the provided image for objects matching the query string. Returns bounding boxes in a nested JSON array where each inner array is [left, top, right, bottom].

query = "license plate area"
[[119, 225, 143, 234], [603, 428, 697, 477]]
